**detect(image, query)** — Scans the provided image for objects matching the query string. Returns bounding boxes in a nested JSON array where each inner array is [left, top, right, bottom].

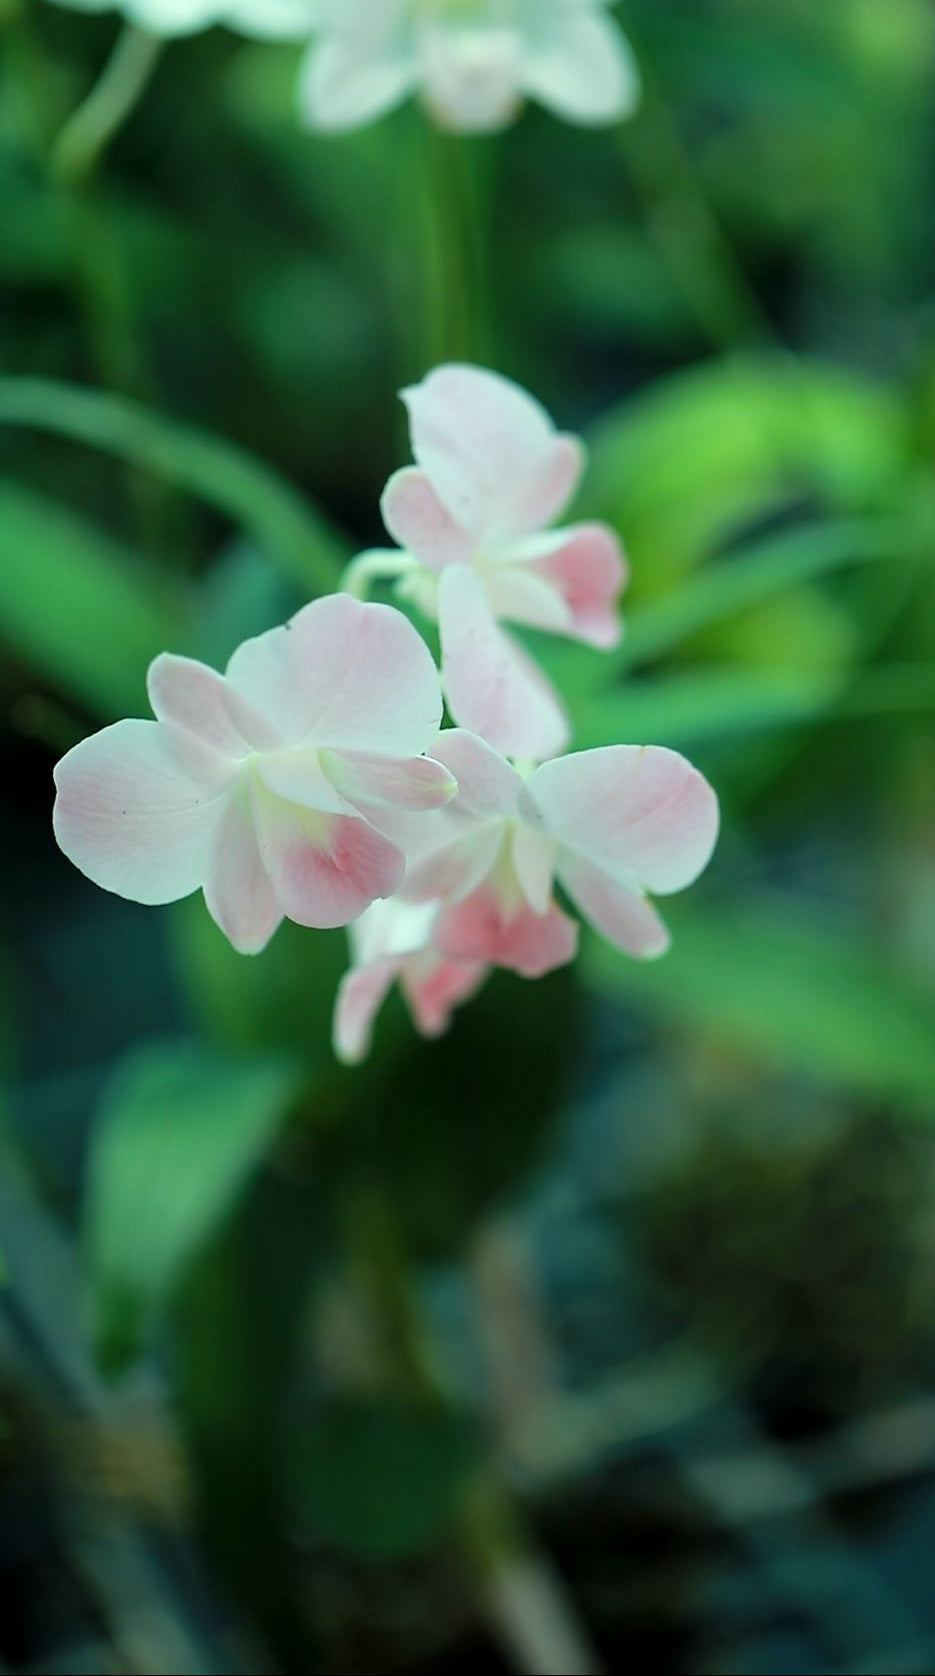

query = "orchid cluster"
[[46, 0, 641, 134], [53, 365, 719, 1064]]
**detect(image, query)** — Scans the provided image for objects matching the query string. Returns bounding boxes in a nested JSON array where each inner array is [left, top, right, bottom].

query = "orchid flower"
[[53, 596, 456, 954], [350, 364, 628, 761], [388, 729, 719, 978], [300, 0, 641, 134], [333, 896, 488, 1063], [44, 0, 316, 37]]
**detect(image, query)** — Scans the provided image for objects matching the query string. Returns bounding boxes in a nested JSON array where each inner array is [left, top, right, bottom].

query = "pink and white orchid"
[[299, 0, 640, 134], [53, 596, 456, 954], [391, 729, 719, 977], [352, 364, 628, 761], [333, 896, 488, 1063]]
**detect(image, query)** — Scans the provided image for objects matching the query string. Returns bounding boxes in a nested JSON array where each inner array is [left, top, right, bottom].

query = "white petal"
[[522, 10, 641, 126], [439, 564, 570, 760], [298, 33, 416, 131], [203, 785, 283, 955], [53, 719, 232, 906], [558, 855, 671, 959], [226, 595, 443, 757]]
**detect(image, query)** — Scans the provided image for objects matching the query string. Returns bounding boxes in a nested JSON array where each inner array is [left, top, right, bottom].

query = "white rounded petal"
[[349, 896, 439, 966], [511, 821, 556, 915], [225, 595, 443, 758], [401, 364, 580, 545], [203, 786, 283, 955], [256, 747, 354, 815], [527, 745, 720, 896], [381, 467, 474, 571], [483, 560, 572, 636], [557, 854, 671, 960], [439, 564, 570, 760], [146, 653, 267, 757], [522, 10, 641, 126], [298, 34, 416, 131], [53, 719, 232, 906], [223, 0, 318, 39]]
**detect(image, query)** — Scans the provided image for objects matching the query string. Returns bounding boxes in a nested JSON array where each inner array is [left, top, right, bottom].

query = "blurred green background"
[[2, 0, 935, 1671]]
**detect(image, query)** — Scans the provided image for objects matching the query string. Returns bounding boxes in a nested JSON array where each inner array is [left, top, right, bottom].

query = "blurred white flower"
[[44, 0, 316, 39], [300, 0, 641, 134]]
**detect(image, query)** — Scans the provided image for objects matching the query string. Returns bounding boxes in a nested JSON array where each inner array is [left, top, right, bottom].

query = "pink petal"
[[527, 745, 720, 895], [53, 719, 231, 907], [428, 728, 521, 819], [203, 786, 283, 955], [321, 748, 457, 812], [401, 365, 583, 545], [522, 523, 627, 648], [557, 855, 671, 960], [436, 886, 578, 978], [333, 957, 400, 1065], [380, 467, 474, 571], [439, 565, 570, 760], [401, 951, 488, 1036], [147, 653, 270, 755], [252, 788, 405, 929], [225, 595, 443, 757]]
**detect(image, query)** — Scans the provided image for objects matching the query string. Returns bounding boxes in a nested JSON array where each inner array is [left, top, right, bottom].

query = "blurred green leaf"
[[86, 1042, 301, 1374], [583, 358, 908, 595], [583, 899, 935, 1116], [572, 666, 843, 750], [0, 478, 182, 715], [617, 519, 906, 671], [292, 1399, 480, 1558], [0, 378, 349, 594]]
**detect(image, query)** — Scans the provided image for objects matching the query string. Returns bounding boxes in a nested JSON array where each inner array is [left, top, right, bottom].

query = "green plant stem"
[[52, 23, 163, 186], [347, 1183, 602, 1674]]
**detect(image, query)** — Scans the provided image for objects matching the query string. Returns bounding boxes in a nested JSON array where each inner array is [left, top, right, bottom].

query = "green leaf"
[[571, 666, 844, 750], [0, 378, 349, 594], [291, 1399, 480, 1558], [583, 899, 935, 1117], [582, 358, 908, 596], [86, 1042, 301, 1374], [617, 518, 906, 671], [0, 478, 182, 715]]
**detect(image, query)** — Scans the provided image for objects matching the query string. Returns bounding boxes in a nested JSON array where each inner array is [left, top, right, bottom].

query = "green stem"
[[52, 23, 163, 186]]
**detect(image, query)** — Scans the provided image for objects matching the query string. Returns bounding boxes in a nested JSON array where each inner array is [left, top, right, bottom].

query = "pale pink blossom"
[[362, 365, 628, 762], [393, 729, 719, 977], [299, 0, 640, 135], [53, 596, 455, 954], [333, 896, 488, 1063]]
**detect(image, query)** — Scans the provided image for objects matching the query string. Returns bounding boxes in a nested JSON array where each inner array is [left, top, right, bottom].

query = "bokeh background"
[[2, 0, 935, 1671]]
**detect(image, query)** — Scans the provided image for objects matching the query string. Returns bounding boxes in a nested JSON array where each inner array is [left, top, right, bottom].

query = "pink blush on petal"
[[436, 886, 578, 978]]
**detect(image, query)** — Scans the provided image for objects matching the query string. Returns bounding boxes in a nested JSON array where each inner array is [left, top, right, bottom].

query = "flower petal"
[[522, 9, 642, 126], [147, 652, 268, 755], [53, 719, 231, 906], [428, 729, 520, 819], [439, 565, 570, 760], [527, 745, 720, 895], [298, 33, 417, 131], [381, 467, 475, 570], [557, 854, 670, 960], [226, 594, 443, 756], [520, 523, 627, 648], [420, 25, 523, 133], [333, 957, 400, 1065], [401, 364, 582, 544], [203, 785, 283, 955], [252, 788, 405, 929], [436, 886, 578, 978], [322, 748, 456, 812], [401, 950, 488, 1036], [511, 821, 556, 915]]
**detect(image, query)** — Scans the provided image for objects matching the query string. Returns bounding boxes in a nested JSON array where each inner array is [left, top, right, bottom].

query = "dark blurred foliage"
[[1, 0, 935, 1671]]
